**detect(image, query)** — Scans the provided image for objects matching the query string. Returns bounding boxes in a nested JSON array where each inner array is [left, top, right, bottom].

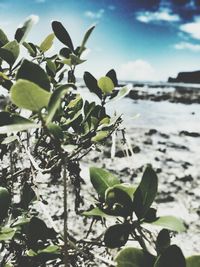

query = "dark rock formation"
[[168, 71, 200, 84]]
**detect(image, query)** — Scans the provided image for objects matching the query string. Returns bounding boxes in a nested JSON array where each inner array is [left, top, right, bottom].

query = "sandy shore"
[[81, 84, 200, 257]]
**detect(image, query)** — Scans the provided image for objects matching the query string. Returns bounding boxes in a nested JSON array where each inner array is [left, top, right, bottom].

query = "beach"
[[81, 82, 200, 256]]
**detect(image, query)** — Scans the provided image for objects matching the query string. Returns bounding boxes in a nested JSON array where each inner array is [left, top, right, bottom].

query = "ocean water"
[[78, 86, 200, 134]]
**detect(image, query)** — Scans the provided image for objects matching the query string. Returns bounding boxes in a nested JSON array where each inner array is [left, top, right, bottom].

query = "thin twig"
[[62, 155, 69, 267]]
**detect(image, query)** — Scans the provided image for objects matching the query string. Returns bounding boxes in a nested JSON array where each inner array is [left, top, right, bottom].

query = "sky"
[[1, 0, 200, 82]]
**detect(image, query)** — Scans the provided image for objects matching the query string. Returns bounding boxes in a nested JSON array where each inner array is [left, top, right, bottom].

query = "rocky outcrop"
[[168, 71, 200, 83]]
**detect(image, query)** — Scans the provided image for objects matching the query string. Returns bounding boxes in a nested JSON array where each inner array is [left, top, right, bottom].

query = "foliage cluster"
[[0, 16, 199, 267]]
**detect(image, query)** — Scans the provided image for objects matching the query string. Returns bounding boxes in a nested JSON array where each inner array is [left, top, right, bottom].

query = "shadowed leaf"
[[156, 229, 171, 254], [0, 111, 38, 134], [52, 21, 74, 51], [0, 29, 9, 47], [133, 166, 158, 219], [104, 224, 130, 248], [16, 59, 50, 91], [154, 245, 186, 267], [0, 40, 19, 66], [84, 71, 102, 99], [106, 69, 118, 87]]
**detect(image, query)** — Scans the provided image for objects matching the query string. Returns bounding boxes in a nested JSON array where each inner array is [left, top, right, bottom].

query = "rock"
[[143, 138, 153, 145], [179, 175, 193, 182], [158, 148, 166, 153], [179, 131, 200, 137], [168, 70, 200, 83], [182, 162, 192, 169], [145, 129, 157, 136], [159, 133, 169, 139], [132, 146, 140, 153], [156, 194, 175, 203]]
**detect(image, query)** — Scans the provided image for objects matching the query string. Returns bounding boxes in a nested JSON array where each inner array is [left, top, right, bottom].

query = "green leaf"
[[60, 54, 86, 66], [47, 123, 63, 140], [115, 247, 155, 267], [38, 245, 60, 255], [60, 58, 72, 66], [27, 249, 37, 257], [12, 216, 31, 227], [90, 167, 120, 199], [109, 85, 132, 103], [91, 130, 109, 142], [154, 245, 186, 267], [4, 263, 14, 267], [0, 40, 19, 66], [82, 207, 112, 218], [149, 216, 186, 232], [0, 71, 9, 80], [104, 224, 130, 249], [46, 83, 75, 124], [0, 112, 38, 134], [98, 76, 114, 94], [11, 79, 51, 112], [46, 60, 56, 76], [70, 54, 86, 65], [79, 25, 95, 55], [186, 255, 200, 267], [0, 227, 15, 241], [15, 16, 37, 43], [40, 33, 55, 52], [68, 94, 82, 109], [52, 21, 74, 51], [84, 72, 102, 99], [1, 135, 18, 144], [0, 29, 9, 47], [23, 42, 37, 57], [106, 69, 118, 87], [16, 59, 50, 91], [133, 166, 158, 219]]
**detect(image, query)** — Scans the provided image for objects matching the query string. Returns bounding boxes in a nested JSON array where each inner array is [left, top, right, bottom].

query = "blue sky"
[[1, 0, 200, 81]]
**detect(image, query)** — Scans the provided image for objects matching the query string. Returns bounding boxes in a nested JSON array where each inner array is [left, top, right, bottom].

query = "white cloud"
[[28, 14, 40, 24], [174, 42, 200, 52], [17, 14, 39, 29], [180, 17, 200, 40], [84, 9, 104, 19], [118, 60, 157, 82], [136, 8, 180, 23]]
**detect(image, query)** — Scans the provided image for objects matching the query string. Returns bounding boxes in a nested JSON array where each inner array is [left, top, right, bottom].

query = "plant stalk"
[[63, 155, 69, 267]]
